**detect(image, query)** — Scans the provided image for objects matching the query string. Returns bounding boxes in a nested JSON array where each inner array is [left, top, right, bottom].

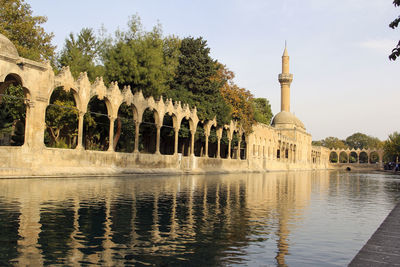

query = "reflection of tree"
[[78, 202, 107, 256], [0, 173, 319, 266], [0, 200, 20, 265], [38, 202, 74, 265]]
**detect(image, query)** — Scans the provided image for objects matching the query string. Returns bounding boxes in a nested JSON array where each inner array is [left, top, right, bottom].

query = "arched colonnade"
[[251, 133, 298, 163], [329, 149, 384, 164], [2, 66, 248, 159]]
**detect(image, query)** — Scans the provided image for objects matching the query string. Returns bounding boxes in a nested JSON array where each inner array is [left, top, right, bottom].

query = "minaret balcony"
[[278, 73, 293, 83]]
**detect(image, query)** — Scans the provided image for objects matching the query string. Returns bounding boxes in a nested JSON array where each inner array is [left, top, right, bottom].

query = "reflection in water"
[[0, 171, 399, 266]]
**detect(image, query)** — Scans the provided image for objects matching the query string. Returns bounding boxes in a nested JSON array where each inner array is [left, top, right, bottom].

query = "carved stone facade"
[[0, 34, 331, 177]]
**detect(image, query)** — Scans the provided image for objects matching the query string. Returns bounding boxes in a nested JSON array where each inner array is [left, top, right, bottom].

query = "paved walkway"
[[349, 202, 400, 266]]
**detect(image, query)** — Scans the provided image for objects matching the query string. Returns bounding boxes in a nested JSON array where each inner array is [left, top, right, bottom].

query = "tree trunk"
[[113, 117, 122, 151]]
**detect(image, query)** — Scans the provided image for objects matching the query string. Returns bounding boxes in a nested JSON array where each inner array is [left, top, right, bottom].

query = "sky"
[[26, 0, 400, 141]]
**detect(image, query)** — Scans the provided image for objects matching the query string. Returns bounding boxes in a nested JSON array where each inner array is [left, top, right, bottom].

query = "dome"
[[0, 33, 19, 58], [271, 111, 305, 129]]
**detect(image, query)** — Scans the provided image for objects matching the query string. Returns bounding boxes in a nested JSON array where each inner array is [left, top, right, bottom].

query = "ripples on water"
[[0, 171, 399, 266]]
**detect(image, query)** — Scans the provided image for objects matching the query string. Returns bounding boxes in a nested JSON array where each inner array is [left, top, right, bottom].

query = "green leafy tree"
[[345, 132, 382, 149], [58, 28, 106, 81], [104, 16, 174, 98], [0, 0, 55, 61], [45, 88, 78, 148], [0, 84, 26, 145], [166, 36, 231, 125], [312, 140, 323, 146], [389, 0, 400, 60], [252, 98, 273, 125], [384, 132, 400, 161], [321, 137, 348, 149]]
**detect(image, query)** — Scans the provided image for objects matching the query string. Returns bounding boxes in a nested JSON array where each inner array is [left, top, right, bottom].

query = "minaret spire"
[[279, 43, 293, 112]]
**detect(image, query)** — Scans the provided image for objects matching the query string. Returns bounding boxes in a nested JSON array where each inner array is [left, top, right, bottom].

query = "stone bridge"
[[329, 148, 384, 165]]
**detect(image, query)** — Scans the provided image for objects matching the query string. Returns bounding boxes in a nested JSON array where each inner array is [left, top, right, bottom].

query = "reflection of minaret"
[[279, 42, 293, 112]]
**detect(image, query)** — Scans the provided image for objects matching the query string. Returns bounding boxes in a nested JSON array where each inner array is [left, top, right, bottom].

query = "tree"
[[389, 0, 400, 60], [166, 37, 231, 125], [216, 63, 254, 133], [0, 84, 26, 146], [44, 88, 78, 148], [320, 137, 348, 149], [104, 16, 174, 98], [345, 132, 382, 149], [252, 98, 273, 125], [58, 28, 106, 81], [384, 132, 400, 161], [0, 0, 55, 61]]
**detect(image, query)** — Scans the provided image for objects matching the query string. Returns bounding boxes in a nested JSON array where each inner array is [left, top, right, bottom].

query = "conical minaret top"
[[279, 42, 293, 112]]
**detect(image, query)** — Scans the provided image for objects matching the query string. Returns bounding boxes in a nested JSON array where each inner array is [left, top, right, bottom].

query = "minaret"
[[278, 43, 293, 112]]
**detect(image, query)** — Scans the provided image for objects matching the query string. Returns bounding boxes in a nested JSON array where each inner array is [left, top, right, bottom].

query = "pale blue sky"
[[27, 0, 400, 140]]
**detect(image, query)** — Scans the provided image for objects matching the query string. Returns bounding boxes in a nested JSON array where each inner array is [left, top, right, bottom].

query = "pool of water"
[[0, 171, 399, 266]]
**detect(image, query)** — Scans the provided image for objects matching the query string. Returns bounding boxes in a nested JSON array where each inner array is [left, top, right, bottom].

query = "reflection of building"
[[0, 34, 330, 176], [0, 172, 318, 266]]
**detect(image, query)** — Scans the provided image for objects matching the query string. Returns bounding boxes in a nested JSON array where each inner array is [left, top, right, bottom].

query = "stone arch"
[[114, 102, 136, 153], [208, 125, 218, 158], [339, 151, 348, 163], [0, 74, 30, 146], [329, 151, 339, 163], [231, 130, 240, 159], [47, 85, 82, 113], [194, 121, 206, 157], [2, 73, 23, 85], [349, 151, 358, 163], [285, 143, 289, 159], [178, 117, 192, 156], [83, 96, 110, 151], [160, 112, 175, 155], [277, 141, 281, 159], [359, 151, 368, 164], [240, 132, 247, 160], [369, 151, 380, 164], [139, 108, 158, 154], [44, 87, 79, 149], [220, 127, 229, 159]]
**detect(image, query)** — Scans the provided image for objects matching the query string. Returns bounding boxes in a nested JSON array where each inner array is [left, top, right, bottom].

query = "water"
[[0, 171, 399, 266]]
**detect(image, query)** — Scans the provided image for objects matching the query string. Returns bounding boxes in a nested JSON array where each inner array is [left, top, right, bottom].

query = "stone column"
[[76, 111, 85, 150], [174, 127, 179, 155], [134, 121, 140, 153], [107, 116, 115, 152], [217, 137, 221, 158], [190, 130, 195, 156], [227, 138, 232, 159], [379, 152, 384, 167], [155, 125, 161, 154], [204, 134, 209, 157], [237, 140, 241, 160], [25, 97, 47, 149]]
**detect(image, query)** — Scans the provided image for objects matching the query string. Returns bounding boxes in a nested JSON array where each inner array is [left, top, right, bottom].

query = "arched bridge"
[[329, 148, 384, 165]]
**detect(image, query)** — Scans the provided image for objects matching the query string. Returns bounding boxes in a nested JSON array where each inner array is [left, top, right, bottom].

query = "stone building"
[[0, 33, 330, 177]]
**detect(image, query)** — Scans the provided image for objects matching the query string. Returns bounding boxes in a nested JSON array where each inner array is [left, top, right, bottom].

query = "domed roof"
[[271, 111, 305, 129], [0, 33, 19, 58]]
